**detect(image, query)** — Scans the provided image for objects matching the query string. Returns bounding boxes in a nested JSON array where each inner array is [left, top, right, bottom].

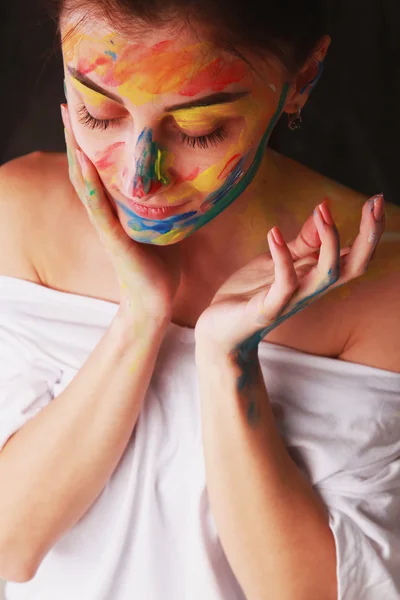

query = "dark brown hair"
[[47, 0, 330, 73]]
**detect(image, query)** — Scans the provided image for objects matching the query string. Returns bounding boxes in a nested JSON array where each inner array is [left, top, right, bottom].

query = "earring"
[[288, 106, 303, 131]]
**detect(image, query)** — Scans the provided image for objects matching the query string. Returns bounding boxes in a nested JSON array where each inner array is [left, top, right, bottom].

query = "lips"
[[128, 198, 188, 209], [126, 199, 190, 220]]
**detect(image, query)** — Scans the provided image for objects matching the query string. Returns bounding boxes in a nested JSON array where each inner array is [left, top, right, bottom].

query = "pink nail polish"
[[271, 227, 285, 246], [372, 194, 385, 222], [313, 207, 325, 238], [60, 103, 71, 131], [318, 201, 334, 226], [60, 104, 66, 128]]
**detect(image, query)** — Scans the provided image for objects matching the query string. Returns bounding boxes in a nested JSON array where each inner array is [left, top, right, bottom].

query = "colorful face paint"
[[115, 84, 288, 244], [62, 23, 290, 245]]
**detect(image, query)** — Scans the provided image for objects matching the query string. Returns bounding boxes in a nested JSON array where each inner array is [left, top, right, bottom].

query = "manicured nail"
[[372, 193, 385, 222], [271, 227, 285, 246], [313, 206, 325, 238], [60, 103, 70, 131], [318, 201, 334, 226], [60, 104, 66, 128]]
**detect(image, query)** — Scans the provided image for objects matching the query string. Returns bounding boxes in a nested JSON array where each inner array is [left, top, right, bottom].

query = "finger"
[[286, 211, 322, 261], [75, 149, 133, 257], [61, 104, 86, 198], [61, 104, 129, 256], [290, 243, 350, 291], [312, 201, 341, 286], [337, 194, 385, 284], [277, 202, 340, 315], [254, 227, 298, 325]]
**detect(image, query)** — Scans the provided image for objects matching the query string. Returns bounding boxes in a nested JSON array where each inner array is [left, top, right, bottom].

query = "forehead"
[[62, 20, 257, 102]]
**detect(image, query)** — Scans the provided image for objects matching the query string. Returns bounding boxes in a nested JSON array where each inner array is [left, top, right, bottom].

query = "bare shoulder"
[[271, 150, 400, 241], [310, 168, 400, 373], [0, 151, 81, 283], [335, 236, 400, 373], [269, 152, 400, 373]]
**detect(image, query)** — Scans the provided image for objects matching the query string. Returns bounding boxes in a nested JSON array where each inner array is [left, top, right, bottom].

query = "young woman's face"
[[62, 21, 291, 245]]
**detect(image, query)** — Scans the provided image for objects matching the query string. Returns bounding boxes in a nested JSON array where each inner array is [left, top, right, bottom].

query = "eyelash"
[[76, 104, 228, 149], [180, 127, 228, 149], [76, 104, 121, 131]]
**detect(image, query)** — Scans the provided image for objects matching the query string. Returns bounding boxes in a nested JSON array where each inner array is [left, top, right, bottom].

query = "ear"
[[283, 35, 331, 115]]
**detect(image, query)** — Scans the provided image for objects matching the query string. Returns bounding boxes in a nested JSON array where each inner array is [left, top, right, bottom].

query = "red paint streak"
[[94, 142, 125, 170], [151, 40, 172, 53], [172, 166, 200, 185], [78, 55, 110, 76], [200, 199, 213, 213], [186, 167, 200, 181], [180, 58, 247, 97], [218, 154, 241, 180]]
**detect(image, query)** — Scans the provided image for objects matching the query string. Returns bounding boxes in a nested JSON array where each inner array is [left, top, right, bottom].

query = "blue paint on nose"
[[132, 128, 160, 198]]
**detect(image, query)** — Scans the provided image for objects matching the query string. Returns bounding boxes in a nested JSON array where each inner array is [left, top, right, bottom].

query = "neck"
[[171, 150, 304, 326], [181, 150, 300, 279]]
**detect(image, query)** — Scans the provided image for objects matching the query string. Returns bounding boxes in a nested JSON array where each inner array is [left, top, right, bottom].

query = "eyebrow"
[[166, 91, 249, 112], [68, 66, 124, 104], [67, 66, 249, 111]]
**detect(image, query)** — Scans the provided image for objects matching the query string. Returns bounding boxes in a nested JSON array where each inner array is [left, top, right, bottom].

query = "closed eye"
[[180, 127, 228, 149], [76, 104, 123, 131]]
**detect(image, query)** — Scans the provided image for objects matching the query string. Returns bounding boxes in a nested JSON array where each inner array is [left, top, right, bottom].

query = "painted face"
[[62, 22, 290, 245]]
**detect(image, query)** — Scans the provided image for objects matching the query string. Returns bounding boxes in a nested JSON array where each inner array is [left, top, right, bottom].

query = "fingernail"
[[318, 201, 334, 226], [313, 207, 326, 238], [60, 103, 70, 131], [371, 193, 385, 222], [271, 226, 285, 246]]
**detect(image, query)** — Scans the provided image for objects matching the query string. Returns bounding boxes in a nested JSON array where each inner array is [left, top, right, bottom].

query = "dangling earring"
[[288, 106, 303, 131]]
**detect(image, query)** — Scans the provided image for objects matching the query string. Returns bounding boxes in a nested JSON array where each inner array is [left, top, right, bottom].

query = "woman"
[[0, 0, 399, 598]]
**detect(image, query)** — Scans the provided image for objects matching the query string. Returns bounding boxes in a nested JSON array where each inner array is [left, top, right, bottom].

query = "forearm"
[[0, 310, 169, 581], [195, 343, 337, 600]]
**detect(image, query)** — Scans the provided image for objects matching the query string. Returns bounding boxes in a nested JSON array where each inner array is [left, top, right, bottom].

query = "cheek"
[[90, 142, 126, 190], [169, 117, 248, 182], [187, 119, 261, 192], [68, 108, 114, 169]]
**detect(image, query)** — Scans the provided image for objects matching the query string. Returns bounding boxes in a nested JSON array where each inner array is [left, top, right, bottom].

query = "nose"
[[130, 128, 169, 200]]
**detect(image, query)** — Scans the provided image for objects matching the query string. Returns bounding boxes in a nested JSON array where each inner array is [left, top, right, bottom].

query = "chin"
[[120, 219, 189, 246]]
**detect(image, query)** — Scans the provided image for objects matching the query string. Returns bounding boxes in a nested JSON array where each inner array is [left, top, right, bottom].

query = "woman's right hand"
[[61, 104, 182, 325]]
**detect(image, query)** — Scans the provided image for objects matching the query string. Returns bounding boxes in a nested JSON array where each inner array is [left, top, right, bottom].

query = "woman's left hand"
[[195, 195, 385, 356]]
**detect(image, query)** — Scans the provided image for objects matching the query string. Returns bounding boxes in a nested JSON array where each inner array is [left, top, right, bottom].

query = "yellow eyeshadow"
[[170, 96, 263, 134], [70, 77, 110, 108], [172, 105, 237, 130]]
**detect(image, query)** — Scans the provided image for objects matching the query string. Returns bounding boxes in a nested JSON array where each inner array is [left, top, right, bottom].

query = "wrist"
[[111, 306, 171, 348]]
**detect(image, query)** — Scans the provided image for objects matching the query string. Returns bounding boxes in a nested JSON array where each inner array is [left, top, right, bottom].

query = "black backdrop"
[[1, 0, 399, 205]]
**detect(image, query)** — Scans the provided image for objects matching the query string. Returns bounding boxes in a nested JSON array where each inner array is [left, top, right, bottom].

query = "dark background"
[[1, 0, 399, 205]]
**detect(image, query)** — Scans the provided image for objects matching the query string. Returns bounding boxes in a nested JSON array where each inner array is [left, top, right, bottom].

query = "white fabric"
[[0, 275, 399, 600]]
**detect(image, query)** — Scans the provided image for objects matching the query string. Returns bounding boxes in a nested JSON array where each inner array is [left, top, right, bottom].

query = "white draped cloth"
[[1, 276, 399, 600]]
